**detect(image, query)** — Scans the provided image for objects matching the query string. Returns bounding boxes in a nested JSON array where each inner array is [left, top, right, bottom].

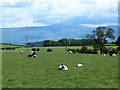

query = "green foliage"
[[47, 48, 52, 52], [92, 49, 98, 54], [11, 47, 15, 50], [28, 38, 94, 47], [6, 47, 11, 50], [103, 48, 108, 54], [88, 49, 92, 54], [37, 48, 40, 52], [86, 27, 115, 54], [32, 48, 37, 51], [115, 36, 120, 51], [76, 49, 81, 53], [111, 48, 118, 55], [1, 48, 5, 50], [81, 46, 88, 53]]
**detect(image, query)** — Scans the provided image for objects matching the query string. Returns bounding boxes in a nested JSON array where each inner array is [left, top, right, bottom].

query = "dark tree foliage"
[[115, 36, 120, 51], [86, 27, 115, 54]]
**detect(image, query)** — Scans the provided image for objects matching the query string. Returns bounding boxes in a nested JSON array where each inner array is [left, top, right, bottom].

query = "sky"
[[0, 0, 119, 28]]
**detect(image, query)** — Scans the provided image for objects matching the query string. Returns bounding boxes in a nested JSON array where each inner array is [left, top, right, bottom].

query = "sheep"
[[76, 63, 83, 67], [104, 54, 106, 56], [68, 51, 73, 54], [20, 50, 23, 54], [112, 54, 116, 56], [28, 55, 33, 57], [31, 51, 33, 53], [28, 51, 38, 57], [32, 51, 37, 55], [58, 64, 68, 70], [33, 54, 38, 57]]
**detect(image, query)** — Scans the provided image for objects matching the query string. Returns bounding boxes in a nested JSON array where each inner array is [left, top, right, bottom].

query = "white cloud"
[[1, 0, 118, 28], [81, 23, 118, 27]]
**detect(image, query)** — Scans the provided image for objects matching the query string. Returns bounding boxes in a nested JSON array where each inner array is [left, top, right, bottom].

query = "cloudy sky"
[[0, 0, 119, 28]]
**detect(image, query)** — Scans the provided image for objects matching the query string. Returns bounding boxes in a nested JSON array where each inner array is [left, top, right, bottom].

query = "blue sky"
[[0, 0, 118, 28]]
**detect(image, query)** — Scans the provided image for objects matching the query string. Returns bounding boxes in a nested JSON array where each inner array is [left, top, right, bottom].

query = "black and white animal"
[[32, 52, 38, 57], [28, 55, 33, 57], [76, 63, 83, 67], [28, 51, 38, 57], [109, 52, 117, 56], [112, 54, 116, 56], [58, 64, 68, 70], [20, 50, 23, 54], [68, 51, 73, 54]]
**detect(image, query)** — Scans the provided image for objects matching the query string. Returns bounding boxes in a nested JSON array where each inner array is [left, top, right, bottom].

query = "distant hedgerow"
[[47, 48, 52, 52]]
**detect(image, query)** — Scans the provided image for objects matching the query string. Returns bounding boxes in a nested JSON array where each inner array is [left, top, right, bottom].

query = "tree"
[[115, 36, 120, 50], [86, 27, 115, 54]]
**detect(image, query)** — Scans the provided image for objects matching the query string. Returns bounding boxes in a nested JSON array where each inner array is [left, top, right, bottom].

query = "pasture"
[[1, 46, 118, 88]]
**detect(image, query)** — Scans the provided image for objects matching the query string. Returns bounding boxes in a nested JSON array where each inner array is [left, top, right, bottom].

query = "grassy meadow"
[[1, 45, 118, 88]]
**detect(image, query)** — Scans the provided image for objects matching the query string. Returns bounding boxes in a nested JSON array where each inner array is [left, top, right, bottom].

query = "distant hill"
[[1, 24, 118, 45]]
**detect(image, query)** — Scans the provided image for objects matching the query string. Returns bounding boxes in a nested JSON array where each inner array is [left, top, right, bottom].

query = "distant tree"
[[86, 27, 115, 54], [115, 36, 120, 50]]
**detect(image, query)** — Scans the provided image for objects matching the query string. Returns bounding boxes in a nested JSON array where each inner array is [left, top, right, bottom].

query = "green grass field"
[[1, 46, 118, 88]]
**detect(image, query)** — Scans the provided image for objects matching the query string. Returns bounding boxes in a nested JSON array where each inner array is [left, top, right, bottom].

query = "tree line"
[[27, 26, 120, 53], [27, 39, 95, 47]]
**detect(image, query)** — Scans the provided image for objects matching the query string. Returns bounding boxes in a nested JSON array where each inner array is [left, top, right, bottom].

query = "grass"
[[0, 44, 23, 48], [2, 46, 118, 88]]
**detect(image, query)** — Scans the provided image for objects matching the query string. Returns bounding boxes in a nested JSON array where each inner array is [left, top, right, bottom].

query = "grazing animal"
[[68, 51, 73, 54], [28, 51, 38, 57], [28, 55, 33, 57], [33, 54, 38, 57], [76, 63, 83, 67], [104, 54, 106, 56], [112, 54, 116, 56], [58, 64, 68, 70], [32, 52, 37, 55], [20, 50, 23, 54]]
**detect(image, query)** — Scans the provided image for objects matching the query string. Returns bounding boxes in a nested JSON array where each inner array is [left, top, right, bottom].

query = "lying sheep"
[[104, 54, 106, 56], [20, 50, 23, 54], [109, 52, 117, 56], [58, 64, 68, 70], [76, 63, 83, 67], [31, 51, 33, 53], [68, 51, 73, 54], [28, 55, 33, 57], [33, 54, 38, 57], [112, 54, 116, 56], [28, 51, 38, 57]]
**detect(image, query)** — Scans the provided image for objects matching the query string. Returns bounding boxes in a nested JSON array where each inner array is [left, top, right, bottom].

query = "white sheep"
[[112, 54, 116, 56], [76, 63, 83, 67], [58, 64, 68, 70], [104, 54, 106, 56], [33, 54, 38, 57], [68, 51, 73, 54], [20, 50, 23, 54], [31, 51, 33, 53]]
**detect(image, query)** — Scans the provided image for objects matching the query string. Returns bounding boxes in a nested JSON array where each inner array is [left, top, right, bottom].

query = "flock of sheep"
[[58, 63, 83, 71], [20, 49, 117, 71], [68, 50, 117, 56], [20, 50, 83, 71]]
